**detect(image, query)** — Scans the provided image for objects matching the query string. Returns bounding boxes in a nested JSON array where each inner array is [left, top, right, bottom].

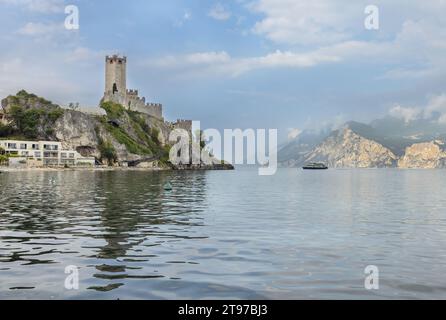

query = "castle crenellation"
[[171, 119, 193, 132], [126, 89, 139, 96], [102, 55, 164, 120]]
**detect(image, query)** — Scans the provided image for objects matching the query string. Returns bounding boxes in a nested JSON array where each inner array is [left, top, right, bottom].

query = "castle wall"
[[132, 103, 163, 120], [126, 90, 144, 109], [103, 91, 126, 107], [173, 120, 193, 133]]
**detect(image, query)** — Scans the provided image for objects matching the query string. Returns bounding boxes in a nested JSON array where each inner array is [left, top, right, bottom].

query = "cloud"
[[249, 0, 360, 45], [183, 10, 192, 21], [16, 22, 63, 36], [145, 6, 446, 81], [148, 51, 231, 68], [0, 45, 106, 106], [144, 37, 404, 78], [145, 48, 344, 77], [208, 3, 232, 21], [0, 0, 65, 13], [249, 0, 446, 47], [425, 94, 446, 123], [389, 105, 421, 123], [64, 47, 108, 63], [389, 94, 446, 124], [246, 0, 446, 82], [287, 128, 302, 140], [174, 9, 192, 27]]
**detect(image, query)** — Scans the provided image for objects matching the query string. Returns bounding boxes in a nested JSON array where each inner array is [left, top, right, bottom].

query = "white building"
[[0, 140, 96, 167]]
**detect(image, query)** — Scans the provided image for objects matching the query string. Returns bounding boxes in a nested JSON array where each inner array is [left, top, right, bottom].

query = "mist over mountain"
[[279, 113, 446, 168]]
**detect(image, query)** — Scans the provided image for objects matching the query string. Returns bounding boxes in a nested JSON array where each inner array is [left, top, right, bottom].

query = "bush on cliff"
[[2, 90, 64, 139], [98, 139, 117, 166], [0, 147, 7, 165], [0, 155, 8, 165], [100, 101, 125, 119], [9, 105, 41, 138], [99, 102, 167, 159], [0, 123, 13, 137]]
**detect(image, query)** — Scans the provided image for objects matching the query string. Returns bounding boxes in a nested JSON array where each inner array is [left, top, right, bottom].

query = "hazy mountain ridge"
[[279, 117, 446, 168]]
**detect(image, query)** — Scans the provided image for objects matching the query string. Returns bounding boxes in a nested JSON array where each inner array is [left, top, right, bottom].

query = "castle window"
[[113, 83, 118, 94]]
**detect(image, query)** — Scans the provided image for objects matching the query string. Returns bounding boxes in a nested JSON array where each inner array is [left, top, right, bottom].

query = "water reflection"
[[0, 171, 209, 294], [3, 169, 446, 299]]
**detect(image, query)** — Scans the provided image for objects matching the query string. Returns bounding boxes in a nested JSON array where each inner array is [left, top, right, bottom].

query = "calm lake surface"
[[1, 168, 446, 300]]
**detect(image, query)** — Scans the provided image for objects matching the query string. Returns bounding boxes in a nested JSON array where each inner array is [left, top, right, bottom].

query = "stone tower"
[[102, 54, 164, 120], [105, 55, 127, 97]]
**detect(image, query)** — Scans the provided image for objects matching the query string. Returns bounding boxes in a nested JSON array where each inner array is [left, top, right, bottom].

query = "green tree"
[[68, 102, 80, 111], [100, 101, 125, 119], [149, 127, 160, 144], [8, 105, 40, 138], [0, 123, 13, 137], [0, 147, 7, 165], [7, 103, 63, 139], [98, 140, 117, 166], [194, 130, 206, 150]]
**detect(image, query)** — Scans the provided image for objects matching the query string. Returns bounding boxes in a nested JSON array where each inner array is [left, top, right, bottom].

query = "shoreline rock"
[[0, 164, 235, 173]]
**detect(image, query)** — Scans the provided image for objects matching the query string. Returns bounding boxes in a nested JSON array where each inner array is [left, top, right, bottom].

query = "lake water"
[[1, 168, 446, 300]]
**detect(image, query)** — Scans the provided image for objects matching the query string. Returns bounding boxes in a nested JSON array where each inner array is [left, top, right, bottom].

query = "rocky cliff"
[[279, 120, 446, 169], [52, 104, 173, 165], [1, 90, 233, 170], [304, 127, 398, 168], [53, 110, 101, 157], [398, 141, 446, 168]]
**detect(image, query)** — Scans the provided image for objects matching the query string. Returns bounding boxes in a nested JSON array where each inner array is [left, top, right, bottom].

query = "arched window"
[[113, 83, 118, 94]]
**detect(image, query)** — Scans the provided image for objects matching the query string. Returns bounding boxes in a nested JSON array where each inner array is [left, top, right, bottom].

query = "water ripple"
[[1, 169, 446, 299]]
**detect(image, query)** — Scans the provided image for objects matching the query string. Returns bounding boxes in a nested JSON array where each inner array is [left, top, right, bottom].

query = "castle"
[[102, 55, 163, 120]]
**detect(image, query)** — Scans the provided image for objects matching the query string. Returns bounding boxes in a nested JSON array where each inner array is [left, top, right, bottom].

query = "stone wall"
[[103, 91, 126, 107], [132, 103, 163, 119], [173, 119, 193, 132]]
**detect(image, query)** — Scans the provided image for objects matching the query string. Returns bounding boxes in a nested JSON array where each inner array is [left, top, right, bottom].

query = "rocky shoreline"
[[0, 163, 234, 173]]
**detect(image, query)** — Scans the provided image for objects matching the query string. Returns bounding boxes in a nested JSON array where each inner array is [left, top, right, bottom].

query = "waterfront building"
[[0, 140, 96, 167]]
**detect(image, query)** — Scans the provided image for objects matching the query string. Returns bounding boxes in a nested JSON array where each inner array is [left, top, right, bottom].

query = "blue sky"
[[1, 0, 446, 142]]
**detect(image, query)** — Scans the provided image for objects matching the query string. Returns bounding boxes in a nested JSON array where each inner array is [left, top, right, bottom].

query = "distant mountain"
[[302, 125, 398, 168], [278, 129, 330, 167], [279, 116, 446, 168]]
